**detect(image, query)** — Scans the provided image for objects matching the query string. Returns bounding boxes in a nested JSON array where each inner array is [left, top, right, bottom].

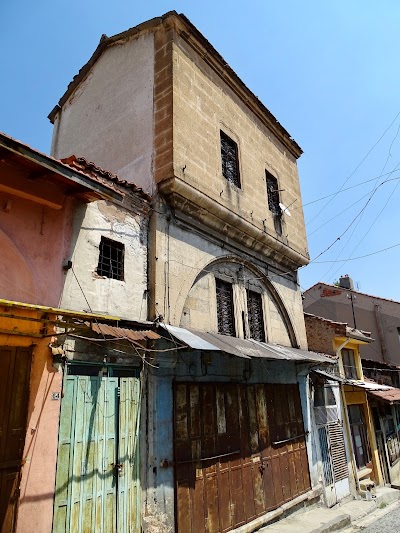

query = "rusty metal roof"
[[367, 388, 400, 404], [91, 323, 160, 341], [160, 325, 334, 364]]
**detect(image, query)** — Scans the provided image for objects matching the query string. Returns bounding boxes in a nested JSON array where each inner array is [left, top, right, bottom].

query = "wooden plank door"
[[174, 382, 311, 533], [53, 376, 118, 533], [0, 347, 31, 533], [53, 373, 141, 533], [117, 378, 141, 533]]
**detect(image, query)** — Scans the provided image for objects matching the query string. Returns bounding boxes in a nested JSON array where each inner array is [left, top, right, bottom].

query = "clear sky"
[[1, 1, 400, 300]]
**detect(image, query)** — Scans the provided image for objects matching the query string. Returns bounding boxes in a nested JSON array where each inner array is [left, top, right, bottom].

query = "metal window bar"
[[216, 279, 236, 336], [265, 172, 282, 216], [246, 289, 265, 342], [220, 130, 240, 187], [97, 237, 125, 281]]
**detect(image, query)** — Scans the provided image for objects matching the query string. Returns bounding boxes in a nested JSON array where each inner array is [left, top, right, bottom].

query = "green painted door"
[[52, 372, 140, 533]]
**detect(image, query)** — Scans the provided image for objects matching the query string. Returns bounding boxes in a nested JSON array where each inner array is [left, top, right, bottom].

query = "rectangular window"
[[220, 130, 240, 188], [97, 237, 125, 281], [342, 348, 358, 379], [266, 171, 282, 233], [246, 289, 265, 342], [216, 279, 236, 336], [348, 404, 371, 469]]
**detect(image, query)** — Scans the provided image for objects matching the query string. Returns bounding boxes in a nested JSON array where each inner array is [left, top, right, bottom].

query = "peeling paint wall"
[[51, 33, 155, 193], [60, 199, 148, 320]]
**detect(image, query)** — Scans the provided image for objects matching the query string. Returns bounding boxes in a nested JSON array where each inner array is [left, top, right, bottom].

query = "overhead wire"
[[306, 109, 400, 227]]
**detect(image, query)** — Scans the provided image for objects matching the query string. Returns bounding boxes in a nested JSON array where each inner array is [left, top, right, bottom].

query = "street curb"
[[311, 514, 351, 533]]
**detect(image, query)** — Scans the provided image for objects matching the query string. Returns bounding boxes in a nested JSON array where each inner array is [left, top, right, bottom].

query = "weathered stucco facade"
[[47, 11, 318, 533]]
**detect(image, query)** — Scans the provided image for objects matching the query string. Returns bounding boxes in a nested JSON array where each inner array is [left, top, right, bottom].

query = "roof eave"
[[0, 133, 123, 202]]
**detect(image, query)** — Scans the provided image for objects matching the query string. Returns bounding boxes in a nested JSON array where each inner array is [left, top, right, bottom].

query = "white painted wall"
[[51, 33, 155, 193], [60, 200, 148, 320]]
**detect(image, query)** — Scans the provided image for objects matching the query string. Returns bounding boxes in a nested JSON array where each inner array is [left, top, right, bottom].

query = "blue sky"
[[1, 1, 400, 299]]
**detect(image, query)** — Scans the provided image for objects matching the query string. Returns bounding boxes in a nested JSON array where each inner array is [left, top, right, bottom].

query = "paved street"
[[358, 503, 400, 533]]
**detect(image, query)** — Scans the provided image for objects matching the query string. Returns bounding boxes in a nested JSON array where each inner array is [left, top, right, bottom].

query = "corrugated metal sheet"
[[161, 325, 334, 364], [92, 323, 160, 341]]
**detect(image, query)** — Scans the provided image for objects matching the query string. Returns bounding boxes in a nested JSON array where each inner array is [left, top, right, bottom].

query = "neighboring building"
[[47, 11, 334, 533], [0, 132, 153, 533], [305, 312, 400, 496], [303, 275, 400, 367]]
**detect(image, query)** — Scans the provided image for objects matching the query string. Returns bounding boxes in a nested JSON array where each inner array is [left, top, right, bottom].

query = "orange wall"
[[0, 307, 62, 533], [0, 190, 74, 307]]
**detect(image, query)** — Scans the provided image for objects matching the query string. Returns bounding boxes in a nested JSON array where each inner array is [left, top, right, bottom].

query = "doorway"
[[0, 347, 32, 533], [52, 364, 141, 533]]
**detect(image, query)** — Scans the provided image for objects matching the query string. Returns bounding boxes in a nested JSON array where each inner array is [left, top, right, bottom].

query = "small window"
[[246, 289, 265, 342], [97, 237, 124, 281], [342, 348, 358, 379], [220, 130, 240, 188], [266, 171, 282, 234], [216, 279, 236, 336]]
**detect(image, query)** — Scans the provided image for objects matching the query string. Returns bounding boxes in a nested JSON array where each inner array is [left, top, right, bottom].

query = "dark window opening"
[[266, 171, 282, 234], [348, 404, 371, 469], [246, 289, 265, 342], [216, 279, 236, 336], [97, 237, 125, 281], [220, 130, 240, 188], [342, 348, 358, 379]]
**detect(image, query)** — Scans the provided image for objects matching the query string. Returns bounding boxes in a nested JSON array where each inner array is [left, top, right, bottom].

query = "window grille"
[[246, 289, 265, 342], [220, 131, 240, 188], [216, 279, 236, 336], [266, 171, 282, 233], [97, 237, 124, 281]]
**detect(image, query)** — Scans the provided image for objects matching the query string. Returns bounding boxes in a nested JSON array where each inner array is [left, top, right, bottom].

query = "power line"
[[302, 172, 400, 210], [305, 109, 400, 226], [313, 241, 400, 263]]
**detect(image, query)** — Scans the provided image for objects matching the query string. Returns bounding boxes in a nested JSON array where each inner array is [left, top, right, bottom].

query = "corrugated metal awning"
[[366, 388, 400, 404], [312, 369, 345, 382], [160, 325, 334, 364], [91, 323, 160, 341]]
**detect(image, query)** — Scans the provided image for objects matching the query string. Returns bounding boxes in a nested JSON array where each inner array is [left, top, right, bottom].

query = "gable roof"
[[48, 12, 302, 159], [304, 282, 400, 307]]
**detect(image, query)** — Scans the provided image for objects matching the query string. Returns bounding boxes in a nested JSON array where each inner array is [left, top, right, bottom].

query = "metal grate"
[[220, 130, 240, 187], [97, 236, 125, 281], [266, 172, 282, 216], [246, 289, 265, 342], [216, 279, 235, 336]]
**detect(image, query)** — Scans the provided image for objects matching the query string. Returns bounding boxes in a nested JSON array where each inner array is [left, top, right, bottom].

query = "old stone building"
[[47, 11, 333, 533]]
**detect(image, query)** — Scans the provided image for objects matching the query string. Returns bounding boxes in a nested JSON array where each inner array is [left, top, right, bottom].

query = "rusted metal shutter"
[[328, 422, 348, 482], [216, 280, 235, 336], [0, 347, 32, 533], [174, 383, 311, 533], [246, 290, 265, 342]]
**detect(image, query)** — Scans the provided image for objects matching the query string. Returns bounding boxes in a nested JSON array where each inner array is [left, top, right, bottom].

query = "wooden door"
[[0, 347, 32, 533], [174, 383, 311, 533], [52, 371, 141, 533]]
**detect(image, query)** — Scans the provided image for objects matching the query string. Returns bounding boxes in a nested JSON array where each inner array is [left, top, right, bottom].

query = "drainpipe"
[[337, 339, 361, 495], [374, 304, 387, 363]]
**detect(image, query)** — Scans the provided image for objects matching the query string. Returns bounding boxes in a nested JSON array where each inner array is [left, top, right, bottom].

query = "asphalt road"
[[360, 502, 400, 533]]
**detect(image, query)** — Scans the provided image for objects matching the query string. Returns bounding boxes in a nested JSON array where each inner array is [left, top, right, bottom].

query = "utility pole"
[[347, 292, 357, 329]]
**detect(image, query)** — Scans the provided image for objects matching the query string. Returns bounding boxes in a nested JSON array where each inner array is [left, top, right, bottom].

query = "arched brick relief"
[[178, 254, 299, 347], [0, 228, 37, 302]]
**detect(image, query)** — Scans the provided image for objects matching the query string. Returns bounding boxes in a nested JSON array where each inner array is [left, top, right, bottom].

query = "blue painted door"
[[52, 372, 140, 533]]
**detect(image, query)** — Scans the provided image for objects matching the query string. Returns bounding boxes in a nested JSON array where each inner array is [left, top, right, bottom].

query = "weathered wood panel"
[[174, 383, 311, 533]]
